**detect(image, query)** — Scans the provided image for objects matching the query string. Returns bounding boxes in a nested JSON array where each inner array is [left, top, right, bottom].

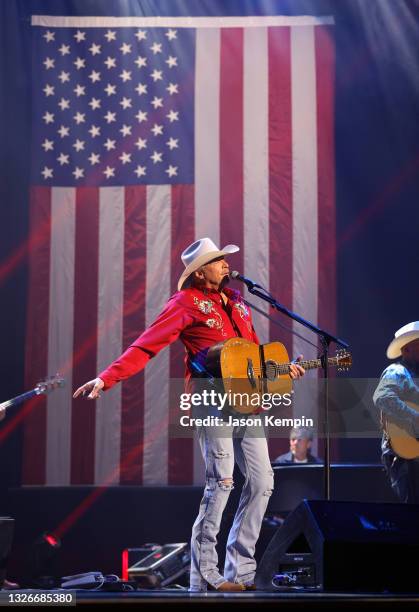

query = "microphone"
[[230, 271, 259, 289]]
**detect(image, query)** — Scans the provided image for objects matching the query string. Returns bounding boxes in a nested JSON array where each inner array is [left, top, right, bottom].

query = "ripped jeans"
[[189, 422, 274, 591]]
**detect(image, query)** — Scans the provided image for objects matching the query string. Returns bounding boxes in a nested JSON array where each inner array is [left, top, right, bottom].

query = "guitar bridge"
[[247, 358, 257, 389]]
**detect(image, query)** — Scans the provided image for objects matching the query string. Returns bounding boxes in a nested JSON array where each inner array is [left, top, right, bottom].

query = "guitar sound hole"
[[265, 360, 277, 381]]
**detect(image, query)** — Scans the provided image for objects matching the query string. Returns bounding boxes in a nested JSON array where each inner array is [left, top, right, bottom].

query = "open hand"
[[73, 377, 104, 400], [289, 355, 305, 380]]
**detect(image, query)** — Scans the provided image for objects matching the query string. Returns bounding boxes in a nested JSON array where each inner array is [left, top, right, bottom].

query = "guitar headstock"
[[336, 349, 352, 372], [35, 375, 65, 395]]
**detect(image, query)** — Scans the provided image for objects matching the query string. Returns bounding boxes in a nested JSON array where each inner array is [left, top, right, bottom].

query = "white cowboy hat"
[[177, 237, 239, 291], [386, 321, 419, 359]]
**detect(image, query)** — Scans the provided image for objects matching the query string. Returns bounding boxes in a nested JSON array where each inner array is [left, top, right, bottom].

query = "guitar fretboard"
[[275, 356, 341, 376], [0, 389, 38, 411]]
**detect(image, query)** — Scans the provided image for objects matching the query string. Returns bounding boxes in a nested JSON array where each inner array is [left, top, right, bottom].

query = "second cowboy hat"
[[177, 238, 239, 291], [386, 321, 419, 359]]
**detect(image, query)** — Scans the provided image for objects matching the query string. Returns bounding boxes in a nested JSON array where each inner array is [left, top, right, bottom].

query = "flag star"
[[43, 84, 55, 97], [73, 166, 84, 179], [134, 56, 147, 69], [74, 84, 86, 97], [165, 165, 178, 177], [58, 98, 70, 111], [73, 139, 85, 152], [166, 137, 178, 150], [150, 42, 162, 54], [58, 71, 70, 83], [166, 110, 179, 122], [58, 125, 70, 138], [120, 42, 132, 55], [43, 111, 54, 124], [41, 166, 53, 179], [58, 44, 70, 56], [88, 97, 101, 110], [134, 165, 146, 177], [120, 97, 132, 109], [43, 30, 55, 42], [135, 83, 147, 96], [104, 138, 116, 151], [151, 123, 163, 136], [88, 152, 101, 165], [119, 69, 132, 82], [41, 139, 54, 151], [166, 82, 178, 95], [120, 124, 132, 137], [104, 83, 116, 96], [73, 112, 86, 124], [88, 70, 101, 83], [150, 69, 163, 82], [150, 150, 163, 164], [43, 57, 55, 70], [166, 55, 178, 68], [104, 111, 116, 124], [74, 57, 86, 70], [74, 30, 86, 42], [135, 30, 147, 41], [104, 29, 116, 42], [135, 110, 148, 123], [57, 153, 69, 165], [135, 137, 147, 150], [104, 56, 116, 69], [151, 96, 163, 109], [119, 152, 132, 164], [89, 43, 101, 56], [165, 29, 177, 41], [89, 125, 101, 138], [103, 166, 115, 179]]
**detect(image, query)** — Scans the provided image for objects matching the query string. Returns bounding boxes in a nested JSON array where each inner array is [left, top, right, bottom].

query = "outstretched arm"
[[73, 295, 193, 399]]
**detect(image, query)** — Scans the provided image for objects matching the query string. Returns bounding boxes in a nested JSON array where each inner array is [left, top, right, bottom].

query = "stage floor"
[[2, 589, 419, 610]]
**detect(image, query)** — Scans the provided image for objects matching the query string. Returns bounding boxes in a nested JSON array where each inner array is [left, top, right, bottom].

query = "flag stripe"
[[193, 28, 219, 479], [220, 28, 244, 268], [267, 26, 293, 459], [291, 25, 318, 359], [169, 185, 195, 485], [243, 27, 270, 344], [46, 188, 75, 485], [23, 187, 51, 485], [71, 187, 99, 484], [143, 185, 171, 485], [316, 26, 336, 335], [195, 28, 220, 243], [291, 25, 319, 433], [120, 186, 147, 485], [95, 187, 124, 484]]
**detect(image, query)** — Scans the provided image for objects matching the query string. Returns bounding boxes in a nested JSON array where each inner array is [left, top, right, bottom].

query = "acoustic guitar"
[[383, 402, 419, 459], [0, 375, 65, 421], [205, 338, 352, 413]]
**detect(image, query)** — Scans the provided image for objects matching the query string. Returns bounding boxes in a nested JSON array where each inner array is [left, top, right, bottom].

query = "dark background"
[[1, 0, 419, 524]]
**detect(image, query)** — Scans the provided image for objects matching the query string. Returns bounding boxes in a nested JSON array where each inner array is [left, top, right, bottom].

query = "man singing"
[[73, 237, 304, 592]]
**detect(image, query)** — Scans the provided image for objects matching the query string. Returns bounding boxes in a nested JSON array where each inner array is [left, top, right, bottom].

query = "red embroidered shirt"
[[99, 286, 258, 390]]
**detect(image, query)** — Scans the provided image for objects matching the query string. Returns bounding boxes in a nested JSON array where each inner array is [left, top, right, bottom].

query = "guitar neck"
[[0, 389, 38, 411], [277, 356, 340, 375]]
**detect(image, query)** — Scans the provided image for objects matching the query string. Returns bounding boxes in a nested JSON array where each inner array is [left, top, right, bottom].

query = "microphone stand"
[[239, 278, 349, 501]]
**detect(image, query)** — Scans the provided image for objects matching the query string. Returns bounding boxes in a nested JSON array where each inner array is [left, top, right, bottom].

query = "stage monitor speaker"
[[256, 500, 419, 592], [0, 517, 15, 588]]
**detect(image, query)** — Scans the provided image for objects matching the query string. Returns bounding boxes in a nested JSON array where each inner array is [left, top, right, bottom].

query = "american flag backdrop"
[[24, 15, 336, 486]]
